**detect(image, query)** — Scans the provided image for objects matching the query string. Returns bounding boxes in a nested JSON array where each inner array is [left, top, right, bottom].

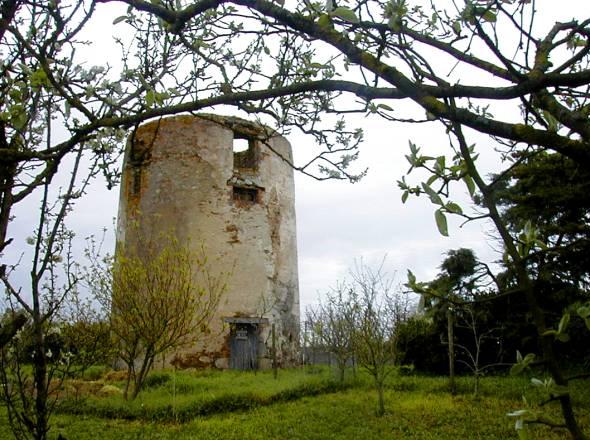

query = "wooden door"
[[229, 324, 258, 370]]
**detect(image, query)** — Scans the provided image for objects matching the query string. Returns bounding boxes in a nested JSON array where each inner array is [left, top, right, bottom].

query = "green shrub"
[[83, 365, 110, 381], [143, 372, 171, 389], [271, 379, 349, 402], [398, 364, 415, 376], [304, 365, 327, 375]]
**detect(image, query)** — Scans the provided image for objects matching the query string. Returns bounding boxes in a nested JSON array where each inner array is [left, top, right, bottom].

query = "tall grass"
[[55, 367, 350, 422], [1, 368, 587, 440]]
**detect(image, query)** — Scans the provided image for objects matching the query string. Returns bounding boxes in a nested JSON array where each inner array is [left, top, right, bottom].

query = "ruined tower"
[[117, 114, 299, 369]]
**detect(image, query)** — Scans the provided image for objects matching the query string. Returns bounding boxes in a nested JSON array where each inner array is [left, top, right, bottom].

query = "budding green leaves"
[[317, 14, 332, 28], [2, 104, 27, 130], [578, 303, 590, 331], [463, 175, 476, 197], [419, 184, 449, 237], [405, 269, 429, 296], [445, 202, 463, 215], [435, 209, 448, 237], [406, 269, 417, 287], [30, 68, 51, 89], [462, 4, 497, 25], [481, 10, 497, 22], [558, 313, 570, 335], [567, 36, 587, 49], [145, 89, 156, 108], [510, 351, 535, 376], [331, 7, 359, 24], [113, 15, 127, 25], [421, 183, 443, 206], [542, 312, 571, 342], [506, 409, 532, 440], [542, 110, 559, 132], [517, 221, 547, 257], [145, 89, 170, 108]]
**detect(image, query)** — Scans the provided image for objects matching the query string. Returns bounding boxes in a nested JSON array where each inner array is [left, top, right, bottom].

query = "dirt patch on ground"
[[103, 370, 129, 382]]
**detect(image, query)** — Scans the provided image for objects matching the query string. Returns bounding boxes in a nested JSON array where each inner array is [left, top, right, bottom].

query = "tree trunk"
[[524, 283, 588, 440], [272, 323, 278, 380], [375, 378, 385, 417], [131, 353, 154, 400], [32, 316, 48, 440], [123, 363, 133, 400], [338, 361, 345, 382], [0, 153, 16, 254], [447, 305, 456, 395], [457, 136, 588, 440]]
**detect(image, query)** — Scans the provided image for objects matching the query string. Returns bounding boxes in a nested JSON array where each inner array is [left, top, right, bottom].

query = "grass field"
[[1, 367, 588, 440]]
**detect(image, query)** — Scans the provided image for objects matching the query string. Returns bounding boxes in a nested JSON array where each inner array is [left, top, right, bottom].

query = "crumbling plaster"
[[117, 114, 300, 368]]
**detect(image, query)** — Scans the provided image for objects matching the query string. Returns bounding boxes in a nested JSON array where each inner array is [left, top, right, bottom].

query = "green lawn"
[[1, 368, 588, 440]]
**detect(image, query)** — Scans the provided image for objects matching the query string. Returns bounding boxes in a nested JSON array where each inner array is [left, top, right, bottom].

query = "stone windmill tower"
[[116, 114, 299, 369]]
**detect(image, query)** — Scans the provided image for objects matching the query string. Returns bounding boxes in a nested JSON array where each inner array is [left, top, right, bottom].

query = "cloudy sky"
[[4, 1, 585, 312], [293, 115, 502, 308]]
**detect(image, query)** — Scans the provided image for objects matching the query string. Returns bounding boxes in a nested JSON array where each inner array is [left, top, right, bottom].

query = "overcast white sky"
[[293, 117, 501, 308], [4, 1, 586, 312]]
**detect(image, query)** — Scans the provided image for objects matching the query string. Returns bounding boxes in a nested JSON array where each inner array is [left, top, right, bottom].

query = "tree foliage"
[[348, 261, 410, 416], [492, 152, 590, 365], [0, 2, 171, 436], [0, 311, 26, 350], [97, 0, 590, 167], [0, 287, 110, 440], [109, 236, 227, 400], [305, 285, 356, 382], [306, 259, 410, 415], [410, 248, 492, 394], [494, 151, 590, 292]]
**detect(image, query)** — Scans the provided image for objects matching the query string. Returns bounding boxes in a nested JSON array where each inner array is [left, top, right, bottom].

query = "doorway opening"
[[224, 317, 268, 370]]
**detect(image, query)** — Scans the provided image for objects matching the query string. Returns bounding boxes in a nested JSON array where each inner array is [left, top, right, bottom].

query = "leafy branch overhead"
[[99, 0, 590, 165]]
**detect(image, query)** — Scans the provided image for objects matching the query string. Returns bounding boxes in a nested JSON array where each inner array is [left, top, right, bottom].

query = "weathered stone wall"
[[116, 114, 300, 369]]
